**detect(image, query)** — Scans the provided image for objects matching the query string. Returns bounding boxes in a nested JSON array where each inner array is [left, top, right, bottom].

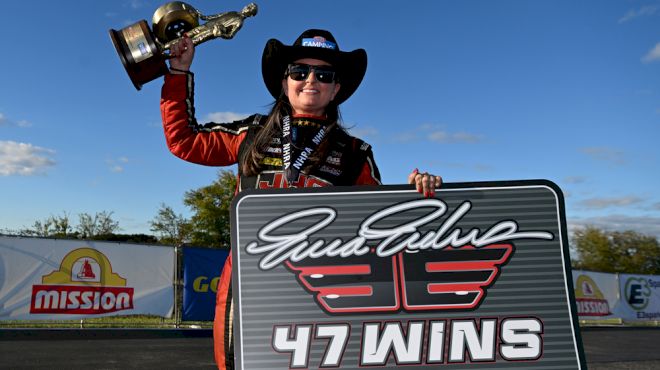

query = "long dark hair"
[[241, 96, 345, 177]]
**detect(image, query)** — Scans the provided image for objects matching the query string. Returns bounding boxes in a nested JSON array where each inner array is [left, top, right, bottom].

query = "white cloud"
[[419, 123, 437, 131], [619, 5, 659, 23], [348, 126, 379, 140], [642, 42, 660, 63], [205, 112, 250, 123], [393, 132, 418, 143], [563, 176, 586, 184], [394, 124, 484, 144], [580, 146, 625, 165], [128, 0, 148, 9], [568, 215, 660, 240], [577, 196, 642, 210], [121, 19, 138, 27], [452, 132, 482, 143], [428, 131, 448, 142], [0, 113, 32, 128], [427, 161, 493, 172], [635, 88, 654, 95], [472, 164, 493, 172], [107, 157, 129, 173], [0, 141, 56, 176], [419, 124, 482, 144], [428, 130, 481, 143]]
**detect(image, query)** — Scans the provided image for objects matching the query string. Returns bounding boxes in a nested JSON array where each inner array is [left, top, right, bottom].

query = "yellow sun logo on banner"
[[40, 248, 126, 286]]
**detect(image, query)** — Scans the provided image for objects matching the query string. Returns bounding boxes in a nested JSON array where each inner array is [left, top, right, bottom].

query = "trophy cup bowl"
[[109, 2, 200, 90], [109, 2, 257, 90], [109, 20, 167, 90]]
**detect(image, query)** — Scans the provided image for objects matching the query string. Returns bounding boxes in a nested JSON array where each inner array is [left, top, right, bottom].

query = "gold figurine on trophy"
[[109, 1, 258, 90]]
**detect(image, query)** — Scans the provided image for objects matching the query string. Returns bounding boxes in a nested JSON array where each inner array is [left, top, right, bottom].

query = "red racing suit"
[[161, 73, 382, 369]]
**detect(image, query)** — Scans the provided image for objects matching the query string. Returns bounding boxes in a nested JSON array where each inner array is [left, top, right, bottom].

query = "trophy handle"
[[161, 3, 258, 50], [109, 20, 169, 90]]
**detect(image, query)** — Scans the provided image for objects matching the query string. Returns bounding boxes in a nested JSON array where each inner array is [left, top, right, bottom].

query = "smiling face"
[[282, 58, 341, 116]]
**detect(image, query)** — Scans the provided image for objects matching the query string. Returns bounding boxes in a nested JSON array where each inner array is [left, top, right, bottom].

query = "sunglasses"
[[286, 63, 337, 83]]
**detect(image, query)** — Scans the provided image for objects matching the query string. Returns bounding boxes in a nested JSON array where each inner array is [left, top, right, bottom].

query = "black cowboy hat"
[[261, 29, 367, 105]]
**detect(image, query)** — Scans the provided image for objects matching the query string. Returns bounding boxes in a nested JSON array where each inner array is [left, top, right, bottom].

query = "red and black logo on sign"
[[245, 198, 553, 315], [285, 244, 513, 314]]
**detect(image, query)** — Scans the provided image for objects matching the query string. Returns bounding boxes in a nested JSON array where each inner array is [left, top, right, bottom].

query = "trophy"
[[109, 1, 258, 90]]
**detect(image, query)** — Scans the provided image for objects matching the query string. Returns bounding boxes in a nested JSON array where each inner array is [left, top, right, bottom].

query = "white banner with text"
[[617, 273, 660, 321], [571, 269, 620, 319], [0, 236, 174, 320]]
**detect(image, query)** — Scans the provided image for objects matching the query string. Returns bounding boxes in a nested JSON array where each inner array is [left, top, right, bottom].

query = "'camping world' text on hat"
[[301, 37, 337, 50]]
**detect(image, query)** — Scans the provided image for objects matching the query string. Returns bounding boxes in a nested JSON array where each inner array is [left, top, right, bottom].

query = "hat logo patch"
[[302, 36, 337, 50]]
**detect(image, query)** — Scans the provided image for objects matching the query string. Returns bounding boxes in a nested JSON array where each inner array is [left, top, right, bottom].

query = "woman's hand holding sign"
[[408, 168, 442, 198]]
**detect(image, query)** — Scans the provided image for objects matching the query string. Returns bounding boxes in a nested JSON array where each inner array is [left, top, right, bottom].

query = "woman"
[[161, 29, 441, 369]]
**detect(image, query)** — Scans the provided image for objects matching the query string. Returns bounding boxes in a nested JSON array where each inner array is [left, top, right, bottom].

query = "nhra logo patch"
[[30, 248, 134, 315]]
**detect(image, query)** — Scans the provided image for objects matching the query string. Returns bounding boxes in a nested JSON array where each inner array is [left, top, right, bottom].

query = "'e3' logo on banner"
[[286, 244, 514, 314], [625, 277, 651, 310]]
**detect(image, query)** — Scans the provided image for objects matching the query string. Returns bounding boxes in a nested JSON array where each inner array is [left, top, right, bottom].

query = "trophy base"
[[109, 20, 169, 90]]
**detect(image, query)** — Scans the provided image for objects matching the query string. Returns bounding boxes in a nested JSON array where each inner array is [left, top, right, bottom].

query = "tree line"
[[572, 226, 660, 275], [4, 170, 236, 249], [3, 169, 659, 274]]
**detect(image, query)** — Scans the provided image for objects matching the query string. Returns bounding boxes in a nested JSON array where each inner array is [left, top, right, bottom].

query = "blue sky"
[[1, 0, 659, 240]]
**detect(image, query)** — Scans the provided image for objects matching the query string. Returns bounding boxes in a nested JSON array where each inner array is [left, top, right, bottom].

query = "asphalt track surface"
[[1, 327, 660, 369]]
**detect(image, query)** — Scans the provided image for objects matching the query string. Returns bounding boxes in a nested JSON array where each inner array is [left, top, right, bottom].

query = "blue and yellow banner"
[[182, 247, 229, 321]]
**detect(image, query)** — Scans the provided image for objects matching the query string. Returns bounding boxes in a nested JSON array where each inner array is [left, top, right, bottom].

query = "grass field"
[[0, 315, 211, 329], [2, 317, 658, 329]]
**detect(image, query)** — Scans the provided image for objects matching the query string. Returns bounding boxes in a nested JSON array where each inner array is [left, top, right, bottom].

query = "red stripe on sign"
[[287, 264, 371, 276]]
